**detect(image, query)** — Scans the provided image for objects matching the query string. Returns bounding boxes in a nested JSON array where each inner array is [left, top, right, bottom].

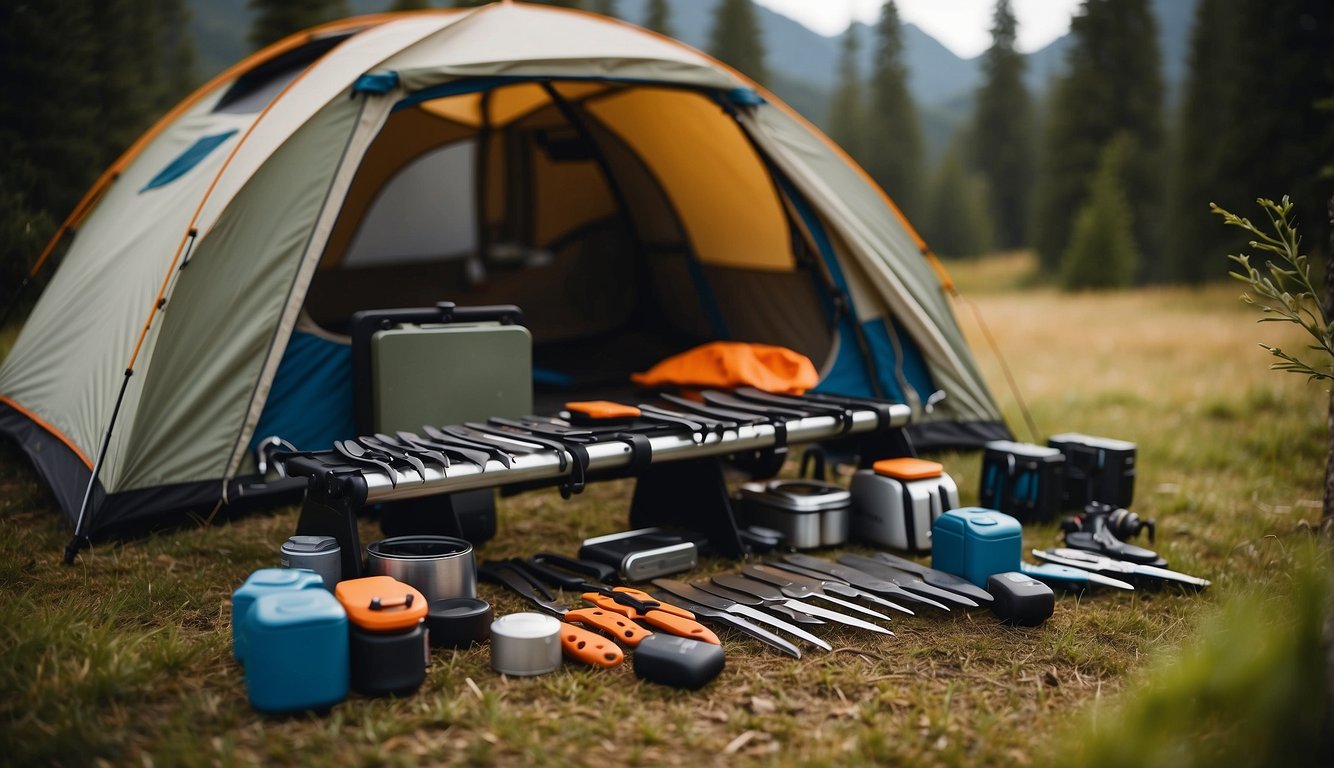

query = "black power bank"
[[987, 571, 1055, 627], [632, 634, 725, 690]]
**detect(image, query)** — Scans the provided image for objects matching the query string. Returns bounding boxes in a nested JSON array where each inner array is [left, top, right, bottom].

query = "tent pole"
[[64, 368, 133, 564], [64, 229, 199, 564], [537, 82, 648, 261], [475, 91, 493, 275]]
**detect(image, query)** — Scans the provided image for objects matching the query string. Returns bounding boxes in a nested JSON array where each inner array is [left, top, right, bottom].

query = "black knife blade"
[[838, 554, 980, 609], [783, 554, 951, 612], [865, 551, 995, 604]]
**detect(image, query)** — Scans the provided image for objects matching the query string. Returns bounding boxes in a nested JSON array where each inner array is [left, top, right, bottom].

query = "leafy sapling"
[[1211, 196, 1333, 381]]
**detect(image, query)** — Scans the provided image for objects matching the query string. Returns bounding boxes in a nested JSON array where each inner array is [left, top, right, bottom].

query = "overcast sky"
[[752, 0, 1085, 59]]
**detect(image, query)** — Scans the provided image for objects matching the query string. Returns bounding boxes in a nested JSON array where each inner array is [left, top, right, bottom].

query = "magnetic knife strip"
[[280, 389, 912, 577]]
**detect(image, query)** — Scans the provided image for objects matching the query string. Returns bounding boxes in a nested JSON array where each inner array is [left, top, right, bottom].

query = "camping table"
[[280, 390, 912, 577]]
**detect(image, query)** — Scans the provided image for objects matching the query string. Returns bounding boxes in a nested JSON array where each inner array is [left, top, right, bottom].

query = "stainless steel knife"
[[837, 554, 980, 609], [865, 551, 994, 604], [645, 585, 802, 659], [768, 560, 917, 616], [710, 573, 894, 636], [653, 578, 831, 651], [742, 564, 901, 622], [783, 553, 952, 612]]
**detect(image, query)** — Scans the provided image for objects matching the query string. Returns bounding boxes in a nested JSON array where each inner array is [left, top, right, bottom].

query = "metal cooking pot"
[[365, 535, 477, 602]]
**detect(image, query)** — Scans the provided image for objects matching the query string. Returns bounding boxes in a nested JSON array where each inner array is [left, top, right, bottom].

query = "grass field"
[[1, 253, 1329, 766]]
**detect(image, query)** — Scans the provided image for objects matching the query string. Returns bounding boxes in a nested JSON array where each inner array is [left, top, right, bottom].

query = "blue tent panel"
[[862, 318, 935, 405], [140, 130, 238, 192], [251, 331, 355, 452]]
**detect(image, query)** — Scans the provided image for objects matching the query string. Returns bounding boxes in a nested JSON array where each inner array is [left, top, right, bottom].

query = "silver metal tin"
[[738, 480, 851, 548], [490, 612, 561, 676], [365, 535, 477, 603]]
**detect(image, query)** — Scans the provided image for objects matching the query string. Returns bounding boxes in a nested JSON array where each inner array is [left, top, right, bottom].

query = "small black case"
[[986, 571, 1055, 627], [632, 634, 725, 690], [979, 441, 1066, 523], [1047, 433, 1137, 510], [349, 622, 429, 696]]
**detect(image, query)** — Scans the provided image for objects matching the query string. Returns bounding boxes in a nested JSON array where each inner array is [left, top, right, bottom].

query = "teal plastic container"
[[243, 590, 349, 713], [231, 568, 326, 662], [931, 507, 1022, 588]]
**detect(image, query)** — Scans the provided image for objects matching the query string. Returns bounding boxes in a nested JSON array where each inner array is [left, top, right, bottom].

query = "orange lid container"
[[334, 576, 428, 632], [872, 458, 944, 481]]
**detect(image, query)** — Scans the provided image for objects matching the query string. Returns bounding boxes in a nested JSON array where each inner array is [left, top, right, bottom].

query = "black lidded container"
[[335, 576, 430, 697], [1046, 432, 1137, 510], [978, 440, 1065, 523]]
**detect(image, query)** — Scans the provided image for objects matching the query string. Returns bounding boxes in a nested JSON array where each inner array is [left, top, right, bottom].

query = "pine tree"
[[645, 0, 672, 37], [1170, 0, 1334, 282], [1031, 0, 1164, 279], [589, 0, 618, 17], [249, 0, 351, 49], [863, 1, 925, 221], [1061, 133, 1138, 289], [924, 144, 993, 259], [1166, 0, 1235, 283], [1, 0, 196, 294], [707, 0, 767, 85], [828, 26, 866, 162], [970, 0, 1033, 251]]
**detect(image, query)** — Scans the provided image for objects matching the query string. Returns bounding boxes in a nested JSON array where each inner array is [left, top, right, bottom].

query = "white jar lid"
[[490, 612, 561, 676]]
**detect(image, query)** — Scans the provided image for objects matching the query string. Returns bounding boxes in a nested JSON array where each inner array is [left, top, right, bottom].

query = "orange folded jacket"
[[630, 342, 819, 395]]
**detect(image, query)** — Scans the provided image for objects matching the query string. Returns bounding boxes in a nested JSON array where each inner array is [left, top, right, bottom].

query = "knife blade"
[[653, 578, 831, 652], [783, 553, 952, 612], [358, 435, 428, 479], [741, 564, 900, 622], [711, 574, 894, 636], [837, 554, 980, 609], [864, 551, 995, 604], [335, 440, 402, 486], [693, 580, 827, 625], [1036, 548, 1208, 588], [768, 561, 917, 616], [1020, 561, 1135, 590], [645, 587, 801, 658]]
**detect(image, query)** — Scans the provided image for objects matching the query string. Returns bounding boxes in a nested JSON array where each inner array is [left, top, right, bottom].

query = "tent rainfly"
[[0, 2, 1010, 555]]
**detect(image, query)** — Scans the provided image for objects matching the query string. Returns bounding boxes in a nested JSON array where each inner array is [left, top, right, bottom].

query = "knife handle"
[[612, 587, 695, 618], [558, 621, 625, 667], [580, 593, 720, 645], [564, 607, 651, 647], [637, 611, 721, 645]]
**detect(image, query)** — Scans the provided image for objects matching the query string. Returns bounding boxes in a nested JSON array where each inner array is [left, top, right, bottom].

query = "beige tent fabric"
[[0, 2, 1004, 517], [736, 104, 997, 422]]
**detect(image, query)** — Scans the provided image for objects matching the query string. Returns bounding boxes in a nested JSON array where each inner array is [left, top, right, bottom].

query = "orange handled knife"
[[581, 589, 721, 645], [555, 620, 625, 668], [479, 561, 649, 662]]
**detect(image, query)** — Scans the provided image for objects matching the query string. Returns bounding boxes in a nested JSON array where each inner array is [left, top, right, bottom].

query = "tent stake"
[[64, 368, 135, 564]]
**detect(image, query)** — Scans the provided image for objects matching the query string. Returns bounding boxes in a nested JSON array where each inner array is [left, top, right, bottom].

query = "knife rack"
[[281, 390, 914, 578]]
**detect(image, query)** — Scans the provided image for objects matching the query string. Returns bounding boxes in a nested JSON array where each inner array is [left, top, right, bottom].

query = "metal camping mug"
[[365, 535, 477, 603]]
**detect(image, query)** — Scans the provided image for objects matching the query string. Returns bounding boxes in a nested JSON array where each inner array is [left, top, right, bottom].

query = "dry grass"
[[0, 252, 1328, 766]]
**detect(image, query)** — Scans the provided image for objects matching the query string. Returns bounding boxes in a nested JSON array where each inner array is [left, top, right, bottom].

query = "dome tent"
[[0, 2, 1009, 550]]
